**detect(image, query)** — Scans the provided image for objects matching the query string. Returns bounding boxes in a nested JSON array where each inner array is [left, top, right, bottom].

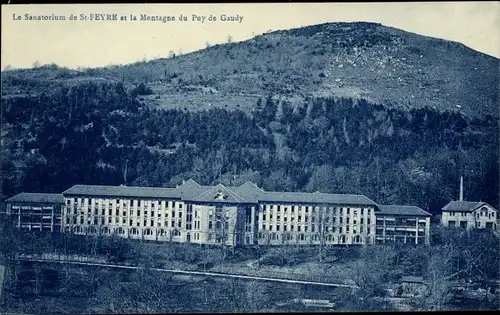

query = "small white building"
[[441, 201, 498, 230], [441, 176, 498, 231]]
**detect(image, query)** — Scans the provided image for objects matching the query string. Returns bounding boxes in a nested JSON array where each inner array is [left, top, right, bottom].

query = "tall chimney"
[[459, 176, 464, 201]]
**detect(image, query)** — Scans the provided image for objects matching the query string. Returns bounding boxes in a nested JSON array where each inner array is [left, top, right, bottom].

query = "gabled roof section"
[[191, 184, 249, 203], [62, 185, 180, 199], [229, 181, 265, 203], [173, 179, 211, 200], [258, 191, 377, 206], [378, 205, 431, 216], [6, 193, 64, 204], [441, 201, 496, 212]]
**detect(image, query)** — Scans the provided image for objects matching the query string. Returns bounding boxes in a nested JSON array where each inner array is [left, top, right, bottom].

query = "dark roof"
[[442, 201, 497, 212], [173, 179, 211, 199], [259, 191, 377, 206], [229, 181, 265, 203], [378, 205, 431, 216], [60, 179, 377, 206], [63, 185, 180, 199], [6, 193, 64, 204]]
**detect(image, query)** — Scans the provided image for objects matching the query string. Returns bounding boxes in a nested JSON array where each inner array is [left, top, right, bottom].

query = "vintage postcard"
[[1, 2, 499, 313]]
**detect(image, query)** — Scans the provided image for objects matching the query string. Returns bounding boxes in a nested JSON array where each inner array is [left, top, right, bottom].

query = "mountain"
[[4, 21, 497, 117], [1, 22, 498, 212]]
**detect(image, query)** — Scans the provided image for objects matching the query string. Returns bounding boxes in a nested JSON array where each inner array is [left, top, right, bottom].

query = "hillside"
[[2, 22, 499, 117], [1, 22, 499, 213]]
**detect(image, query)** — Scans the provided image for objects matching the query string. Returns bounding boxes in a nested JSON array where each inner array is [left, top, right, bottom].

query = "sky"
[[1, 2, 499, 70]]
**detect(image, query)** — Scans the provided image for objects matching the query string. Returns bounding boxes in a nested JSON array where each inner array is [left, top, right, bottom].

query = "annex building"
[[440, 177, 499, 231], [5, 179, 431, 246]]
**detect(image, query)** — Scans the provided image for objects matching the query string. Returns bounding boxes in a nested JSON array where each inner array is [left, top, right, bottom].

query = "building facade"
[[6, 179, 433, 246], [376, 205, 431, 245], [5, 193, 64, 232], [441, 201, 498, 230]]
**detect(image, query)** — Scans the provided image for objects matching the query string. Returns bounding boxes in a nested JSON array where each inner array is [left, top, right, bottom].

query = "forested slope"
[[2, 81, 497, 214]]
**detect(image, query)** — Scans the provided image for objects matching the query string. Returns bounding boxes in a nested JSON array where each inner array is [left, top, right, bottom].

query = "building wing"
[[378, 205, 431, 216], [6, 192, 64, 204], [441, 201, 491, 212], [62, 184, 180, 199]]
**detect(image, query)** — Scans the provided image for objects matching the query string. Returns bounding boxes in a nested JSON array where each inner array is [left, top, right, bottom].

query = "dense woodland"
[[2, 81, 498, 214]]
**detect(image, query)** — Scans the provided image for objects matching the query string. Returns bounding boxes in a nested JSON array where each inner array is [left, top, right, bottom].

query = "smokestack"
[[459, 176, 464, 201]]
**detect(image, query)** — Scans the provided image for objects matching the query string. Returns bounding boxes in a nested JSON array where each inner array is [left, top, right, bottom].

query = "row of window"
[[67, 198, 184, 209], [260, 222, 372, 234], [68, 209, 185, 219], [257, 232, 365, 244], [261, 211, 373, 222], [12, 206, 55, 210], [262, 204, 372, 215], [65, 216, 183, 228], [448, 210, 496, 219]]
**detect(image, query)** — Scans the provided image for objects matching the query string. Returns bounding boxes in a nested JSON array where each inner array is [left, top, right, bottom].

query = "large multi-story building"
[[5, 179, 433, 246], [5, 193, 64, 232]]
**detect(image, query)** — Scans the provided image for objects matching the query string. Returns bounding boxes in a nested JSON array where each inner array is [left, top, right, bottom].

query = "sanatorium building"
[[5, 179, 435, 246]]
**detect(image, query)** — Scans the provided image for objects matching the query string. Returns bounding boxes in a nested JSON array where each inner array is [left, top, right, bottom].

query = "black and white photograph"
[[0, 2, 499, 313]]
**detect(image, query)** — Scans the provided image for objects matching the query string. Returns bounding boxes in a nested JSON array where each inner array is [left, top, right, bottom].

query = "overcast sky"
[[1, 2, 499, 70]]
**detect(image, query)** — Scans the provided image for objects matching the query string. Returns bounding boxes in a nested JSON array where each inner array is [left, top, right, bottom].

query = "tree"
[[352, 246, 394, 298], [425, 249, 453, 310]]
